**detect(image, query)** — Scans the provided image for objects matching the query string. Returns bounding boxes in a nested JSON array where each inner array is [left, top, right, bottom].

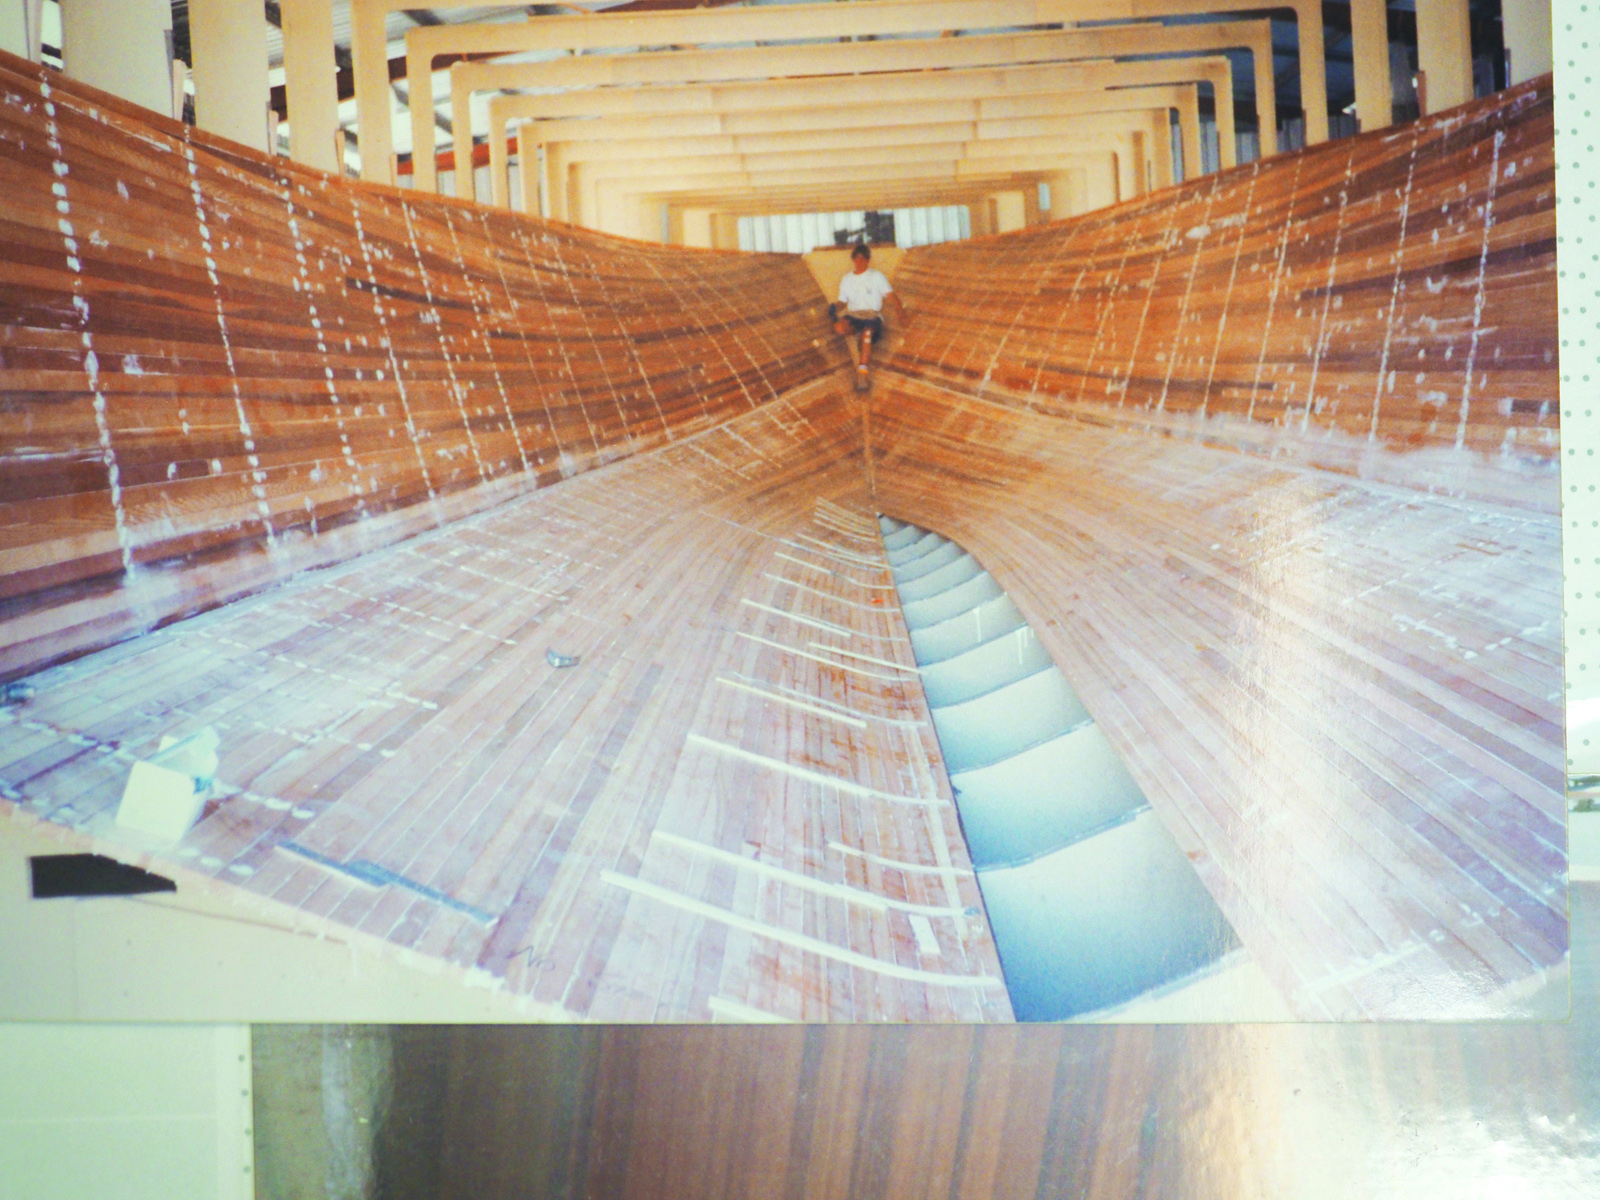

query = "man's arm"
[[886, 288, 907, 325]]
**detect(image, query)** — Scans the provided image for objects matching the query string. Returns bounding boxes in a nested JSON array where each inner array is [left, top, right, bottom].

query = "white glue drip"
[[1457, 129, 1505, 451], [443, 208, 531, 474], [1369, 120, 1425, 443], [1245, 151, 1308, 425], [39, 79, 135, 579], [1198, 162, 1263, 420], [283, 189, 361, 514], [182, 137, 276, 544], [347, 194, 437, 503], [398, 199, 489, 484], [1299, 142, 1359, 434], [506, 220, 597, 458], [1156, 171, 1225, 415]]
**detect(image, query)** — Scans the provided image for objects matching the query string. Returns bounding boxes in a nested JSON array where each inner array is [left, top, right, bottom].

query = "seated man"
[[831, 243, 906, 387]]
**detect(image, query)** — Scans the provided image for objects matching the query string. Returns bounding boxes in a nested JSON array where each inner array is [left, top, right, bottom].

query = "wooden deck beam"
[[570, 133, 1141, 233], [350, 0, 1328, 188], [453, 20, 1270, 203], [501, 84, 1192, 219], [544, 115, 1156, 226], [488, 58, 1223, 223]]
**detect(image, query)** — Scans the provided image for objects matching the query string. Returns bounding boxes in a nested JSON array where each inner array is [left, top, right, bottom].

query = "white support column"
[[1176, 89, 1201, 181], [642, 198, 665, 243], [490, 122, 514, 208], [1150, 110, 1175, 190], [1351, 0, 1393, 132], [681, 209, 715, 248], [993, 190, 1028, 233], [1502, 0, 1553, 84], [281, 0, 341, 174], [1416, 0, 1474, 114], [351, 2, 392, 182], [712, 212, 741, 249], [591, 172, 619, 233], [191, 0, 271, 152], [1086, 155, 1115, 210], [1043, 171, 1073, 219], [60, 0, 174, 117], [1044, 169, 1092, 219], [518, 149, 542, 217], [1253, 36, 1278, 155], [1119, 133, 1142, 199], [1297, 0, 1331, 144], [0, 0, 43, 62], [1022, 182, 1044, 226], [548, 142, 571, 222], [968, 198, 993, 237]]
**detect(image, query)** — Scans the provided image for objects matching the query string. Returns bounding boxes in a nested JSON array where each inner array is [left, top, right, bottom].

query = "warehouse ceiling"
[[35, 1, 1515, 234]]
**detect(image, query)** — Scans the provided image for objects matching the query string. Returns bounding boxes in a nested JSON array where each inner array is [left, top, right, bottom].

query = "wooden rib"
[[683, 734, 946, 807], [649, 830, 964, 916], [713, 676, 869, 729], [706, 995, 796, 1023], [730, 633, 914, 682], [599, 871, 1002, 989], [830, 840, 977, 877], [807, 644, 923, 673], [761, 574, 877, 609], [773, 552, 899, 588], [738, 599, 856, 637], [716, 672, 927, 728]]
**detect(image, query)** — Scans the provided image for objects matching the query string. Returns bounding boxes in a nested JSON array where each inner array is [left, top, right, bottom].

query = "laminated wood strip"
[[0, 54, 1561, 1021], [868, 373, 1562, 1018], [888, 77, 1557, 511], [3, 380, 1007, 1021], [0, 49, 835, 678]]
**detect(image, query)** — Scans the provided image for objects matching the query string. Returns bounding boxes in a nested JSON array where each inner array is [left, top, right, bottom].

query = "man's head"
[[850, 243, 871, 273]]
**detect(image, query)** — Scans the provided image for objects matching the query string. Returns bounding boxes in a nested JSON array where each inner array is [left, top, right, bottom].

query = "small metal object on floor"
[[547, 649, 580, 668], [1, 682, 34, 706]]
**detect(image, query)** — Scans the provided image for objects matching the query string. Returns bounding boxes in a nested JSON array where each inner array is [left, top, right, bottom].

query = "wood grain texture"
[[0, 54, 1562, 1021], [0, 50, 832, 679], [255, 886, 1597, 1199], [869, 77, 1562, 1018], [887, 76, 1558, 508], [1, 377, 1009, 1021]]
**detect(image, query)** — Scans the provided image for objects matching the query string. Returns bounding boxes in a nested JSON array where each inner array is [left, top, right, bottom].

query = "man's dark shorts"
[[844, 314, 885, 338]]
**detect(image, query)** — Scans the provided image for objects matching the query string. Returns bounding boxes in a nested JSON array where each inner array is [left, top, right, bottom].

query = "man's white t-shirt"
[[838, 267, 893, 314]]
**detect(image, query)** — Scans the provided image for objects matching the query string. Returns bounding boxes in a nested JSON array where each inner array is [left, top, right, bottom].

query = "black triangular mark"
[[29, 854, 178, 899]]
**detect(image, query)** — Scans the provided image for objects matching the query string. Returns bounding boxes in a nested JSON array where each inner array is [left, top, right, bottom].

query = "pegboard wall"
[[1560, 0, 1600, 781]]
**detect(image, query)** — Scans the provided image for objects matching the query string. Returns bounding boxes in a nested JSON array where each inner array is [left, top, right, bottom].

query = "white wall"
[[1, 819, 530, 1022], [0, 1023, 253, 1200]]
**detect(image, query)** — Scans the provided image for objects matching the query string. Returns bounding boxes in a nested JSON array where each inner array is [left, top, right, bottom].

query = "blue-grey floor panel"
[[948, 723, 1152, 869], [929, 667, 1091, 773], [908, 593, 1027, 664], [891, 540, 967, 582], [896, 553, 985, 601], [882, 516, 1247, 1022], [919, 626, 1054, 708], [901, 572, 1005, 629], [977, 812, 1241, 1020]]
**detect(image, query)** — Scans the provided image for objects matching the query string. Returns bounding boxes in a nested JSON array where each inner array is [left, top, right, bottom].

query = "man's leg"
[[853, 320, 872, 390], [834, 311, 861, 366]]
